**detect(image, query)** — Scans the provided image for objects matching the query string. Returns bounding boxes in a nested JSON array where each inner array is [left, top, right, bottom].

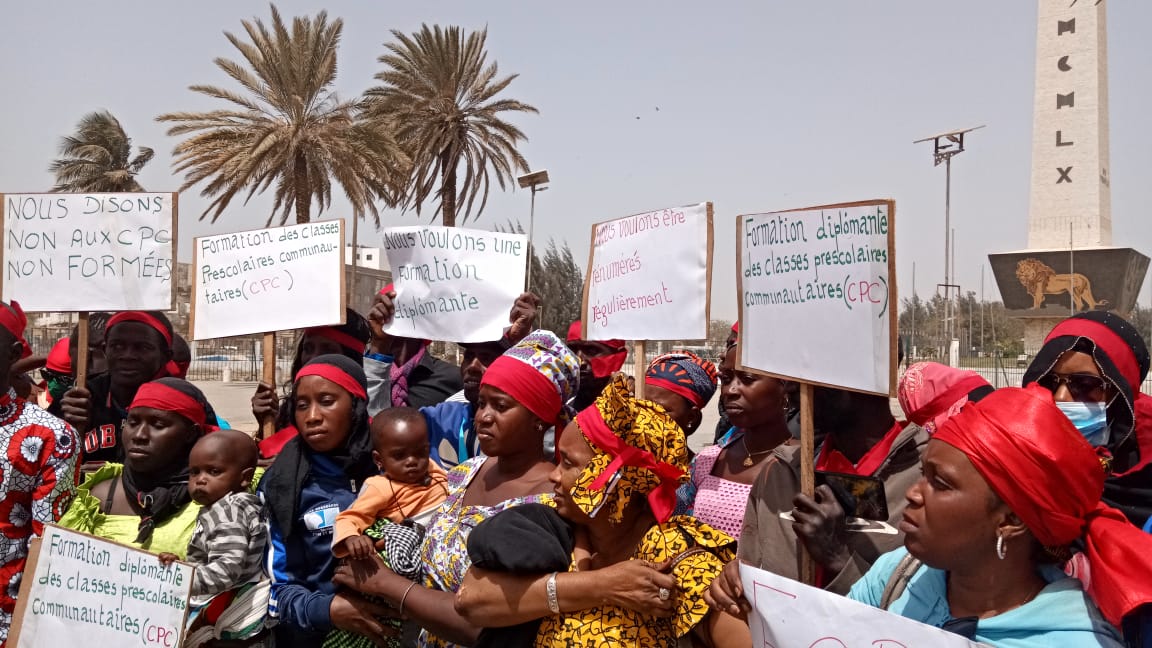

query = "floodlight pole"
[[518, 169, 550, 291]]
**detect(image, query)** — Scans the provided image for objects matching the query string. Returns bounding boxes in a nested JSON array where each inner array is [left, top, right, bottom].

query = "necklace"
[[741, 437, 774, 467]]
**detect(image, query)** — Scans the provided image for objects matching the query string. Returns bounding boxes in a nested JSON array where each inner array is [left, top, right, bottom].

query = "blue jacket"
[[423, 400, 478, 470], [264, 454, 359, 647]]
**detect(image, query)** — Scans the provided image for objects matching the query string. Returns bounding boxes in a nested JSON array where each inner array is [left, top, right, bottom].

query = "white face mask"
[[1055, 400, 1109, 447]]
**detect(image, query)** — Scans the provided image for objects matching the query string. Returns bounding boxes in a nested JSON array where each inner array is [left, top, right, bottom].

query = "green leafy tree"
[[49, 111, 153, 193], [369, 24, 537, 227], [158, 5, 407, 225]]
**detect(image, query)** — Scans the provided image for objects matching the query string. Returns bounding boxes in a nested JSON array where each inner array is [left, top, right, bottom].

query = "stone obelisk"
[[990, 0, 1148, 350]]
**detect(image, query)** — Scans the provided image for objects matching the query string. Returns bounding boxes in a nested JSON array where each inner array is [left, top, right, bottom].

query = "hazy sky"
[[3, 1, 1150, 322]]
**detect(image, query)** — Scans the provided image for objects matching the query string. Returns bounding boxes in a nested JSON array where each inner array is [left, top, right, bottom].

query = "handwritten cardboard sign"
[[382, 226, 528, 343], [9, 524, 193, 648], [190, 220, 346, 340], [739, 563, 980, 648], [738, 200, 896, 395], [581, 203, 712, 341], [0, 193, 176, 311]]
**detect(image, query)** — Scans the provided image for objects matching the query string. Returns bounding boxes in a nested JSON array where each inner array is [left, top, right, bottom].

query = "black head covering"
[[1022, 311, 1152, 525], [122, 377, 210, 543], [263, 354, 377, 539]]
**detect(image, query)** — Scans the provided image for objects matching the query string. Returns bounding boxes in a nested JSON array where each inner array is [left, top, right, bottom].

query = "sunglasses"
[[1036, 372, 1109, 402]]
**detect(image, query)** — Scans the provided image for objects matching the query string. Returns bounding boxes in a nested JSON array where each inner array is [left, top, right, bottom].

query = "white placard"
[[382, 226, 528, 343], [581, 203, 712, 341], [1, 193, 176, 311], [739, 563, 980, 648], [10, 524, 193, 648], [191, 220, 345, 340], [738, 200, 895, 395]]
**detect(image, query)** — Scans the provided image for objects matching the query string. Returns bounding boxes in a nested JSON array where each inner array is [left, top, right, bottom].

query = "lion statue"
[[1015, 258, 1107, 311]]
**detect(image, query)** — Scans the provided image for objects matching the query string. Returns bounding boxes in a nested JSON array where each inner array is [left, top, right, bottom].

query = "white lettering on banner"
[[382, 226, 527, 343], [738, 563, 981, 648], [738, 200, 896, 395], [9, 525, 193, 648], [191, 220, 344, 340], [1, 192, 176, 311], [581, 203, 712, 341]]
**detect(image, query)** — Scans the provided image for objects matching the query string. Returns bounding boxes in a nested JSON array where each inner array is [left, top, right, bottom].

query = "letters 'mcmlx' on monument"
[[989, 0, 1148, 347]]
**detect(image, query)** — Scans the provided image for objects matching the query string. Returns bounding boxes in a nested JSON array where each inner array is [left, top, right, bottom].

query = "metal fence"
[[906, 349, 1152, 396]]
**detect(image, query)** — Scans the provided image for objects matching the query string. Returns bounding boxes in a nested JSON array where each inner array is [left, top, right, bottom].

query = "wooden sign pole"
[[74, 312, 90, 390], [634, 340, 646, 399], [798, 382, 817, 585], [260, 332, 276, 440]]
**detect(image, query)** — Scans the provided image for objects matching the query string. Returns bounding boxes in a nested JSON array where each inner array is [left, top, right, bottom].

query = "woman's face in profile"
[[550, 421, 595, 523], [900, 440, 1005, 571], [123, 406, 195, 475]]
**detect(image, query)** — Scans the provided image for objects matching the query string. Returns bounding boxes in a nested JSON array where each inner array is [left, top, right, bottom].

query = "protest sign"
[[0, 192, 176, 311], [190, 220, 345, 340], [739, 562, 980, 648], [581, 203, 712, 341], [382, 226, 528, 343], [9, 524, 193, 648], [737, 199, 896, 396]]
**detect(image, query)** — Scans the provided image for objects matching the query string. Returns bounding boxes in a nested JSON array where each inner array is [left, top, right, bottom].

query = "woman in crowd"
[[642, 351, 718, 446], [59, 377, 214, 555], [847, 386, 1152, 646], [261, 354, 394, 647], [252, 309, 372, 456], [454, 375, 739, 647], [676, 337, 793, 537], [897, 361, 992, 436], [332, 331, 580, 648], [1022, 311, 1152, 525]]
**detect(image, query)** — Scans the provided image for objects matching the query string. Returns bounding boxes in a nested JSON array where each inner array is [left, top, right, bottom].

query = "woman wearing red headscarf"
[[1023, 311, 1152, 527], [847, 386, 1151, 646]]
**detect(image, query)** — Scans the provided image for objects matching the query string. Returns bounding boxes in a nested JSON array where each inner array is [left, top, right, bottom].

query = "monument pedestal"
[[989, 247, 1149, 350]]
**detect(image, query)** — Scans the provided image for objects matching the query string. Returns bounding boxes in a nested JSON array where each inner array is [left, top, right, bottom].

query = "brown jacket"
[[737, 422, 928, 594]]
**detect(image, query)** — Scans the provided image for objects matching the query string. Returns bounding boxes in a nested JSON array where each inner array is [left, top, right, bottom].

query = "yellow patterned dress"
[[535, 515, 735, 647]]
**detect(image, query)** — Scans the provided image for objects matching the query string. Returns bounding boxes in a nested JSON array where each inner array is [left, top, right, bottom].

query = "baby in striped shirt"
[[159, 429, 267, 603]]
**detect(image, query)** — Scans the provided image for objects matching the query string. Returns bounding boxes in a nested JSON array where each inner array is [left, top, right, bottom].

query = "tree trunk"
[[440, 150, 457, 228], [294, 152, 311, 225]]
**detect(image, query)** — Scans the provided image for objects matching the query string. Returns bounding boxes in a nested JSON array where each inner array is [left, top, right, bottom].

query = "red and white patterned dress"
[[0, 390, 80, 645]]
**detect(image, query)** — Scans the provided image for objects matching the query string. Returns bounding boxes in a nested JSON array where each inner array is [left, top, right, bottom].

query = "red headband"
[[576, 405, 685, 523], [645, 376, 705, 408], [108, 312, 173, 346], [1046, 318, 1141, 390], [295, 364, 367, 400], [0, 302, 31, 359], [935, 386, 1152, 625], [130, 382, 207, 426], [566, 321, 626, 351], [482, 355, 562, 426], [305, 327, 367, 354]]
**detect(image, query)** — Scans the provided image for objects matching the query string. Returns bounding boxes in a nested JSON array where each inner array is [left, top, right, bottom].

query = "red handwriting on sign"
[[143, 618, 177, 647], [846, 280, 883, 305]]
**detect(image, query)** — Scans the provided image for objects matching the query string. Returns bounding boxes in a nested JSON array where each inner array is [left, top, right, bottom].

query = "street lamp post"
[[914, 125, 984, 365], [517, 169, 550, 290]]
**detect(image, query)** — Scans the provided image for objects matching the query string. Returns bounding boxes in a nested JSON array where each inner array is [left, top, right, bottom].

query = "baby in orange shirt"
[[333, 407, 449, 561]]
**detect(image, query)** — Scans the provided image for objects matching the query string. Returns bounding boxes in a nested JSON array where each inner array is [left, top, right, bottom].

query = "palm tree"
[[49, 111, 154, 193], [369, 24, 538, 227], [158, 5, 407, 226]]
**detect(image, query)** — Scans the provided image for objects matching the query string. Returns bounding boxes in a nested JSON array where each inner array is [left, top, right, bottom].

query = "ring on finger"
[[658, 587, 671, 601]]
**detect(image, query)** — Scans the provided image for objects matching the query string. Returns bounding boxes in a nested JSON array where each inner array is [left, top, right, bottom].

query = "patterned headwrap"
[[645, 352, 719, 409], [569, 375, 689, 524], [481, 330, 581, 428], [897, 361, 992, 435], [935, 386, 1152, 626]]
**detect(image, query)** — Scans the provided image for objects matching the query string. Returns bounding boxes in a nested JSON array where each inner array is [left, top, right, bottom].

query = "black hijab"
[[263, 354, 377, 539]]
